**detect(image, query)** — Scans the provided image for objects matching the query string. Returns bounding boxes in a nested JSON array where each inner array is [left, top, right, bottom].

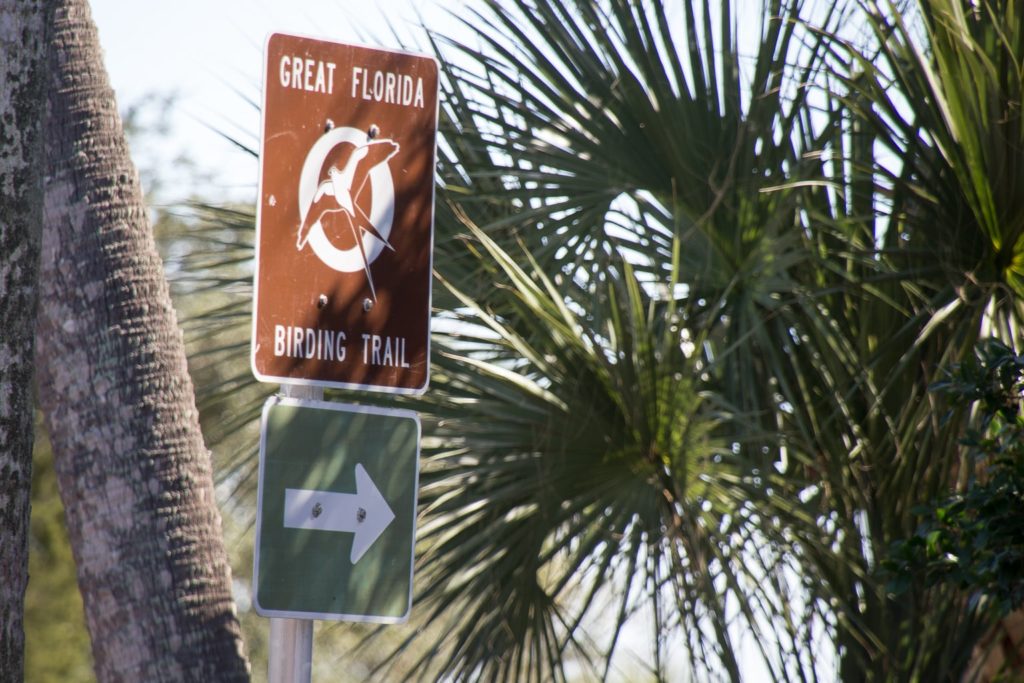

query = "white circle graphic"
[[297, 126, 396, 273]]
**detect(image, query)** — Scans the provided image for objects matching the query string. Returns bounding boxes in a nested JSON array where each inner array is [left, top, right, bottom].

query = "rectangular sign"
[[252, 33, 439, 393], [253, 397, 420, 622]]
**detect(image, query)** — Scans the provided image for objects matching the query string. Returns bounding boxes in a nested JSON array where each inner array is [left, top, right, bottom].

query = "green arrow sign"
[[253, 397, 420, 622]]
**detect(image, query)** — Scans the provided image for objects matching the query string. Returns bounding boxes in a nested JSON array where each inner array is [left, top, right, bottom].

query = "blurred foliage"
[[121, 90, 217, 206], [887, 339, 1024, 616]]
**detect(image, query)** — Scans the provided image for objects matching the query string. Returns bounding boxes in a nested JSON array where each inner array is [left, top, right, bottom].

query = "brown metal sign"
[[252, 34, 438, 393]]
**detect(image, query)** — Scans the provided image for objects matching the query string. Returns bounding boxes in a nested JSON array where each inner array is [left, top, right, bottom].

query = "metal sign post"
[[268, 617, 313, 683]]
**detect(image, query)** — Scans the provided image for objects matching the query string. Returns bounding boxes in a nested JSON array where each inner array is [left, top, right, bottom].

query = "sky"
[[90, 0, 452, 202]]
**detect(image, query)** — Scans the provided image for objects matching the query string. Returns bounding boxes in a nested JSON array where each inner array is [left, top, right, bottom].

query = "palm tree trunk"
[[0, 0, 51, 677], [34, 0, 249, 679]]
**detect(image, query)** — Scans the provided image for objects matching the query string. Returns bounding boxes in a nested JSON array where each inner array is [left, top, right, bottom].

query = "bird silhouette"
[[297, 138, 400, 300]]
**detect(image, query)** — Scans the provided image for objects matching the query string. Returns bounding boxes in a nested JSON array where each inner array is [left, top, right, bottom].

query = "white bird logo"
[[296, 135, 400, 301]]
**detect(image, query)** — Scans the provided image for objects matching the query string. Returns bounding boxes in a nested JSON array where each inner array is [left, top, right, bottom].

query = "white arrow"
[[283, 464, 395, 563]]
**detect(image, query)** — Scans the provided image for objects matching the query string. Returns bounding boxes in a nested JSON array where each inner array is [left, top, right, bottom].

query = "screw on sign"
[[252, 34, 439, 394]]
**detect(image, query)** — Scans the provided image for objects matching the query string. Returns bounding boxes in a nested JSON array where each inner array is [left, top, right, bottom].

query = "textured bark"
[[34, 1, 250, 680], [0, 1, 50, 679]]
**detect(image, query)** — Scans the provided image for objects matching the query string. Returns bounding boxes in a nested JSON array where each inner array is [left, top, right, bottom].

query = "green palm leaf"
[[402, 218, 802, 681]]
